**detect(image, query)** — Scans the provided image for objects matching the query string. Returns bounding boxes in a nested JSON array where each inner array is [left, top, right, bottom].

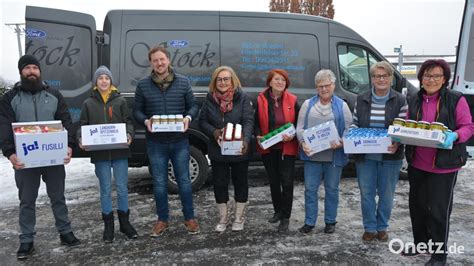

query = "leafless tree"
[[269, 0, 335, 19]]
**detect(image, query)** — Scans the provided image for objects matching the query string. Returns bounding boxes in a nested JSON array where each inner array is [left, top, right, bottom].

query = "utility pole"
[[5, 23, 25, 57], [397, 44, 403, 72]]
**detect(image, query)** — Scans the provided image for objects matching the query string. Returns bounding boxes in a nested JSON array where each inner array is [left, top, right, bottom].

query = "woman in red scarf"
[[255, 69, 299, 232], [199, 66, 254, 232]]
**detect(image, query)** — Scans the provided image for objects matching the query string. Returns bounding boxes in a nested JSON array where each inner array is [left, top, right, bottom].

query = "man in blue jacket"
[[133, 46, 200, 236], [0, 55, 80, 260]]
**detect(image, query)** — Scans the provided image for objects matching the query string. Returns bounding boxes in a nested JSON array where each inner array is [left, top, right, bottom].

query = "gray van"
[[25, 6, 417, 192]]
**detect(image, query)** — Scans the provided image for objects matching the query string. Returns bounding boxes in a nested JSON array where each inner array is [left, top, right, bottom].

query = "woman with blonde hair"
[[199, 66, 254, 232]]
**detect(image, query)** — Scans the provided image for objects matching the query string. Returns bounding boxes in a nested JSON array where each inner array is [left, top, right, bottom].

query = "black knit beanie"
[[18, 55, 41, 73]]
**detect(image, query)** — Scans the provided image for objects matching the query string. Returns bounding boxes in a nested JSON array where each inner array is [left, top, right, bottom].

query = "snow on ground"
[[0, 157, 473, 264], [0, 157, 97, 208]]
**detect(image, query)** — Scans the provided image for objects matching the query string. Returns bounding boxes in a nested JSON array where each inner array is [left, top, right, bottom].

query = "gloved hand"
[[437, 131, 458, 149], [391, 137, 402, 143]]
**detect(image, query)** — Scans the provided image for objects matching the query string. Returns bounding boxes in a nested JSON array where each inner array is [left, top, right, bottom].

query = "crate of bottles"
[[258, 123, 296, 150], [343, 128, 392, 154]]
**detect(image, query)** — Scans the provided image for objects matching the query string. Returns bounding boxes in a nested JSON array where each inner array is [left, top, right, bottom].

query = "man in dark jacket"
[[133, 46, 199, 236], [0, 55, 80, 260]]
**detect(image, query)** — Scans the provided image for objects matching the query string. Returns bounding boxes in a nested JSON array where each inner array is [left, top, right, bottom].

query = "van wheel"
[[147, 146, 208, 194], [399, 158, 408, 180]]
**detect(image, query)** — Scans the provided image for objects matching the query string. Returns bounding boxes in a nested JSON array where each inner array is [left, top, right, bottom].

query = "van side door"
[[452, 0, 474, 156]]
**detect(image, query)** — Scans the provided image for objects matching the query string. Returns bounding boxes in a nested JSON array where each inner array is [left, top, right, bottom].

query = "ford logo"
[[26, 28, 47, 39], [168, 40, 189, 48]]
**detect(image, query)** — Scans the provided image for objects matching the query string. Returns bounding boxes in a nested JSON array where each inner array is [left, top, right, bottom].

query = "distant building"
[[385, 55, 456, 88]]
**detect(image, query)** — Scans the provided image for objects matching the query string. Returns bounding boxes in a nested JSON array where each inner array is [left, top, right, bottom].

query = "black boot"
[[268, 212, 282, 223], [17, 242, 34, 260], [278, 218, 290, 232], [117, 210, 138, 239], [102, 212, 114, 243], [60, 232, 81, 246]]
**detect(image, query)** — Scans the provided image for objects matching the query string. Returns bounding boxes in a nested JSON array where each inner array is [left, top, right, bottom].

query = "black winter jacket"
[[352, 89, 407, 161], [199, 90, 254, 162], [0, 82, 73, 159], [77, 88, 134, 163]]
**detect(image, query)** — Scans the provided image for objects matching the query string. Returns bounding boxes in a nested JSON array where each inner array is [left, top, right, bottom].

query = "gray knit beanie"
[[93, 65, 113, 85]]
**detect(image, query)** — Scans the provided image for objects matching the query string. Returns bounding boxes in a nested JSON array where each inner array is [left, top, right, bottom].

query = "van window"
[[124, 31, 220, 91], [337, 44, 378, 94], [25, 21, 92, 92], [221, 32, 320, 89]]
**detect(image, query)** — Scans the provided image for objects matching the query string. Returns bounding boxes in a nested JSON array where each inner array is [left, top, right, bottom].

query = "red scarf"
[[213, 88, 234, 113]]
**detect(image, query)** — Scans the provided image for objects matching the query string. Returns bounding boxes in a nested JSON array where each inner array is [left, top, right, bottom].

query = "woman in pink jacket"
[[403, 59, 473, 265]]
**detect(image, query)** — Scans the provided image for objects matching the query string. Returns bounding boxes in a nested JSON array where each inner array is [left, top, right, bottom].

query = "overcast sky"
[[0, 0, 465, 82]]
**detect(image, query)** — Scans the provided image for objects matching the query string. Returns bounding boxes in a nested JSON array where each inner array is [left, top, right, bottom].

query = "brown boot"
[[377, 231, 389, 242], [362, 231, 377, 242], [150, 220, 169, 237]]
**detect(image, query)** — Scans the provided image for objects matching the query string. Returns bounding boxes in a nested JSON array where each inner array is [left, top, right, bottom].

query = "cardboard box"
[[302, 121, 341, 155], [259, 124, 296, 150], [151, 115, 184, 132], [81, 123, 128, 151], [343, 128, 392, 154], [220, 125, 243, 156], [387, 125, 450, 149], [12, 121, 68, 168], [221, 139, 243, 155]]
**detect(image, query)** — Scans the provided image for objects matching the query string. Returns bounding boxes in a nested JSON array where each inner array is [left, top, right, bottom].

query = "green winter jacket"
[[77, 87, 134, 163]]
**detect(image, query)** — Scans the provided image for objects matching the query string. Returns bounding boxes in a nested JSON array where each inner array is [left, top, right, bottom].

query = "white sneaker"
[[231, 221, 244, 231], [215, 223, 227, 232]]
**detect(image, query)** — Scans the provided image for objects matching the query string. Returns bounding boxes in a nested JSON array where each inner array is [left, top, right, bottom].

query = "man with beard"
[[133, 46, 200, 236], [0, 55, 80, 260]]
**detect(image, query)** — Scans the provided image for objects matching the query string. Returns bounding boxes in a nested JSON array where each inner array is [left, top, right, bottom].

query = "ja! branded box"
[[12, 121, 68, 169], [302, 121, 341, 156], [81, 123, 128, 151], [387, 125, 449, 149], [151, 115, 185, 132], [343, 128, 392, 154]]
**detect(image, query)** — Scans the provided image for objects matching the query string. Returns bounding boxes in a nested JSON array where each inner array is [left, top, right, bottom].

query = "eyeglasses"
[[422, 74, 443, 81], [316, 83, 333, 90], [372, 74, 391, 80], [216, 77, 231, 83]]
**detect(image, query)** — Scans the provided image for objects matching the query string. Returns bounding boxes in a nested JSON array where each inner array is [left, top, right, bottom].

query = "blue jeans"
[[147, 138, 194, 221], [303, 161, 342, 226], [356, 159, 402, 232], [94, 158, 130, 214]]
